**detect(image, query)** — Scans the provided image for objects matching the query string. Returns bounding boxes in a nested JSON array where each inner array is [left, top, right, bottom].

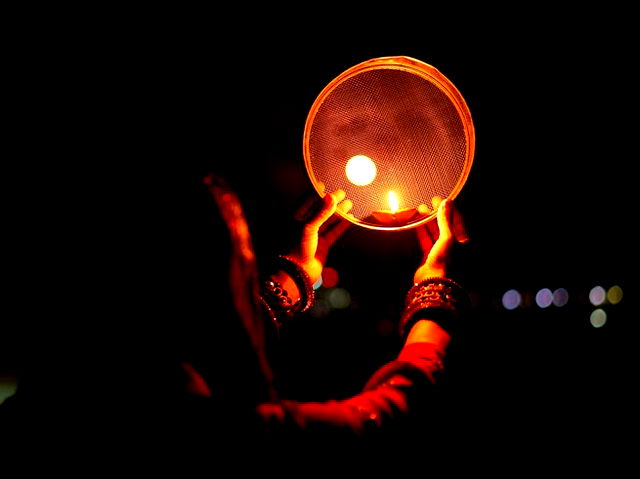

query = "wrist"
[[266, 270, 301, 305], [259, 255, 315, 323], [405, 319, 451, 350], [399, 277, 468, 340]]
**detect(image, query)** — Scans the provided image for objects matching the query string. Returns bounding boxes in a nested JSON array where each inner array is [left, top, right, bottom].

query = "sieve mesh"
[[303, 56, 474, 230]]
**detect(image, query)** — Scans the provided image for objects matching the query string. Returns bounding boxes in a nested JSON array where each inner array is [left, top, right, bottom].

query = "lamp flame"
[[387, 190, 400, 213]]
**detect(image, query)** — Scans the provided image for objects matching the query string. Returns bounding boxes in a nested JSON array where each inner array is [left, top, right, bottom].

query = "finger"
[[299, 190, 345, 263], [294, 193, 322, 222], [413, 199, 456, 283], [293, 183, 332, 223], [321, 218, 352, 250], [431, 195, 444, 212], [436, 198, 454, 242], [315, 218, 352, 265], [451, 203, 470, 243], [417, 203, 432, 215], [337, 198, 353, 215], [415, 223, 435, 254], [320, 197, 354, 234], [306, 189, 345, 230], [428, 198, 454, 264]]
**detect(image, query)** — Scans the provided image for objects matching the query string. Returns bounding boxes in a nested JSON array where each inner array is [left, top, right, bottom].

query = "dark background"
[[4, 14, 636, 455]]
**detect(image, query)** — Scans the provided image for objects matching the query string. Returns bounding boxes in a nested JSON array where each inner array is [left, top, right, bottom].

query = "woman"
[[1, 168, 469, 471]]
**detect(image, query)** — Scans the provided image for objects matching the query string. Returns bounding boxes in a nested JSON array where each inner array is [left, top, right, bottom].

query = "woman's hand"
[[288, 188, 353, 286], [413, 197, 466, 284]]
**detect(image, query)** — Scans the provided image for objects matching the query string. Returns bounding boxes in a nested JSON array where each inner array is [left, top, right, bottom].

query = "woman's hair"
[[154, 169, 276, 405]]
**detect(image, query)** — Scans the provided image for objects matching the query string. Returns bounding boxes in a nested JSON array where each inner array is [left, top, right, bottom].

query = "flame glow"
[[387, 190, 400, 213]]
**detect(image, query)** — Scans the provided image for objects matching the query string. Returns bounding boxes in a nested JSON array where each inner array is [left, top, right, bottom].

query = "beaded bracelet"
[[398, 277, 468, 339], [259, 255, 315, 320]]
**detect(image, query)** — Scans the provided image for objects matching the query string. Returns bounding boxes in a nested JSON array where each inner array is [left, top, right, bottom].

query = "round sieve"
[[303, 56, 475, 230]]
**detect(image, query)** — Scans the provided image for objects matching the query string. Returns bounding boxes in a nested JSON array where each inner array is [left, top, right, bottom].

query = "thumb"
[[413, 198, 455, 283], [436, 198, 454, 243], [305, 190, 346, 230]]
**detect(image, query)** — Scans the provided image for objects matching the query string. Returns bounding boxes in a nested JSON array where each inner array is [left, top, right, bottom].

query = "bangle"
[[399, 277, 468, 339], [261, 280, 296, 311], [259, 255, 315, 319], [276, 255, 315, 313]]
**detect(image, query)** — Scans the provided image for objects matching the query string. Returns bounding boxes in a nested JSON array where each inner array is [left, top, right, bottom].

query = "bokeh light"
[[502, 289, 521, 310], [590, 308, 607, 328], [607, 285, 623, 305], [0, 376, 18, 405], [589, 286, 606, 306], [552, 287, 569, 307], [535, 288, 553, 308], [322, 267, 339, 289], [327, 288, 351, 309]]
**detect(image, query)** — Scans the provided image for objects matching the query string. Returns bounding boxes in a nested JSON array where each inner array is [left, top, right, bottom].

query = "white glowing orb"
[[345, 155, 376, 186]]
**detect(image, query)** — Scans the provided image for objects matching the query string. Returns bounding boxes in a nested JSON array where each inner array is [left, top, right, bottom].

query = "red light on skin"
[[322, 267, 339, 288]]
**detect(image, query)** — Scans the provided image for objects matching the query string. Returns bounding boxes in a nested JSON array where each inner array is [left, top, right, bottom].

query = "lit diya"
[[370, 191, 430, 226]]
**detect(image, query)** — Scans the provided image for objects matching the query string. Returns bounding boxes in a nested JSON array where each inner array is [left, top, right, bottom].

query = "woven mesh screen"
[[303, 57, 474, 230]]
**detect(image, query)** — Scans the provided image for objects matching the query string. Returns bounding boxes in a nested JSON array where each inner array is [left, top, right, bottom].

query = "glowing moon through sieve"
[[345, 155, 377, 186]]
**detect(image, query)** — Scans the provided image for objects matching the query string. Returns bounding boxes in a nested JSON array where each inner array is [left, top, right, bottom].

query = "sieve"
[[303, 56, 475, 230]]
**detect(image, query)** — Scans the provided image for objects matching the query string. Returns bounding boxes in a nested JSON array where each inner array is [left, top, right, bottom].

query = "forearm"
[[256, 334, 449, 437], [257, 272, 466, 439]]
